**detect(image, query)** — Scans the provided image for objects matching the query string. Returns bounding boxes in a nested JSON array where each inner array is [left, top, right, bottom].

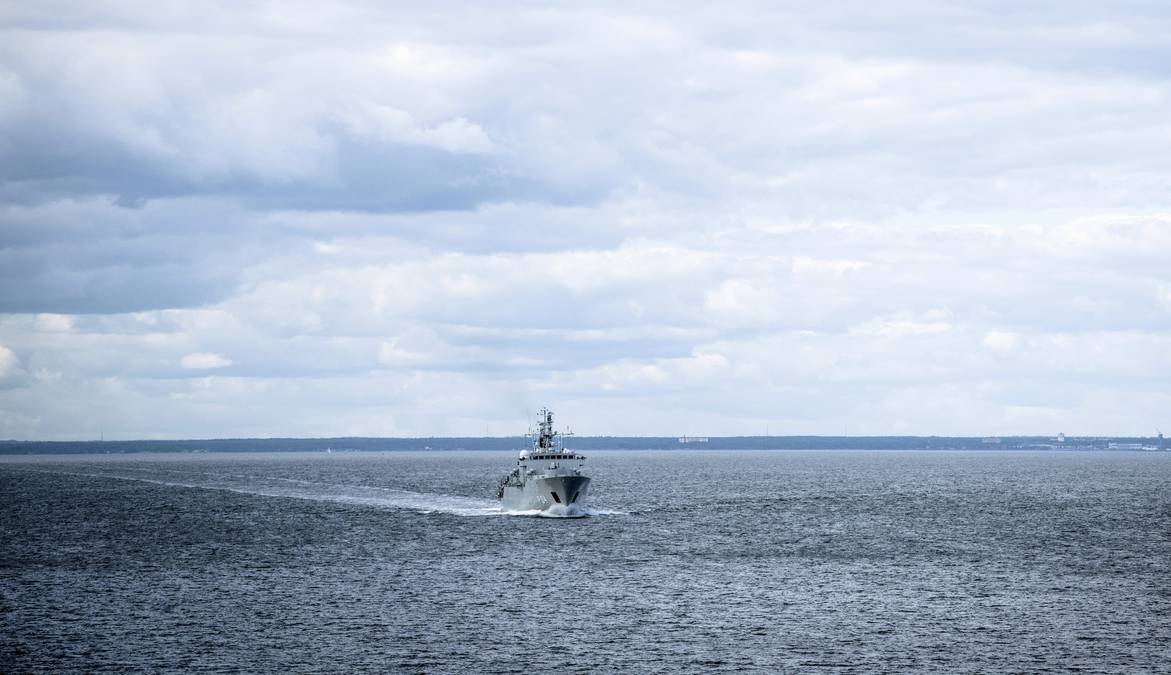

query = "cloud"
[[180, 352, 232, 370], [0, 344, 18, 378], [982, 331, 1019, 352], [34, 313, 74, 333], [854, 316, 953, 338], [341, 101, 495, 154], [3, 2, 1171, 438]]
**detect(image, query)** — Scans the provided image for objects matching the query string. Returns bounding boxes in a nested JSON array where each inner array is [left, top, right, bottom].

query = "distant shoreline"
[[1, 436, 1166, 455]]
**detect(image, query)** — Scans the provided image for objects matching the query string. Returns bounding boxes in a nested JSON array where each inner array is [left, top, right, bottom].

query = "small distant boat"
[[497, 408, 590, 517]]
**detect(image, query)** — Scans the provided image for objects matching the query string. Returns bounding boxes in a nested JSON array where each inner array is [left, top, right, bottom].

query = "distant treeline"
[[0, 435, 1163, 455]]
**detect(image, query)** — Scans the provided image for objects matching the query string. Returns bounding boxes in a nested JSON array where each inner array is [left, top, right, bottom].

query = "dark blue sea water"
[[2, 450, 1169, 673]]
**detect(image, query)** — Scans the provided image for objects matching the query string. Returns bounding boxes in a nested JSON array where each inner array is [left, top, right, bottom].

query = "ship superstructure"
[[497, 408, 590, 516]]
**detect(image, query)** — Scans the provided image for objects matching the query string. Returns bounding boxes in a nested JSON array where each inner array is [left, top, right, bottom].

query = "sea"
[[1, 450, 1169, 673]]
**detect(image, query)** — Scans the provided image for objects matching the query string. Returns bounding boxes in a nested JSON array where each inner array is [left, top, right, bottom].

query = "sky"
[[2, 1, 1170, 440]]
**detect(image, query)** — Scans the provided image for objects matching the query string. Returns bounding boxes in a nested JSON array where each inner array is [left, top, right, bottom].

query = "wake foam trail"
[[37, 469, 503, 516], [581, 507, 627, 516], [27, 467, 626, 518], [496, 505, 627, 518]]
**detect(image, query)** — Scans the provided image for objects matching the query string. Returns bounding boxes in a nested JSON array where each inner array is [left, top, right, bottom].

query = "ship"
[[497, 408, 590, 517]]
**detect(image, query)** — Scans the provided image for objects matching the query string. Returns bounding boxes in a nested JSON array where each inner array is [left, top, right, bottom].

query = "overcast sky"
[[2, 1, 1170, 440]]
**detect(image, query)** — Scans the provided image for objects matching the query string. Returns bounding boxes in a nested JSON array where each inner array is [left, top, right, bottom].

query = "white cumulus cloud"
[[180, 352, 232, 370], [3, 2, 1171, 438]]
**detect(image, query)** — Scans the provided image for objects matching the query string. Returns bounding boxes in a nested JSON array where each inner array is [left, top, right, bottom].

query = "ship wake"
[[33, 467, 622, 517], [504, 505, 626, 518]]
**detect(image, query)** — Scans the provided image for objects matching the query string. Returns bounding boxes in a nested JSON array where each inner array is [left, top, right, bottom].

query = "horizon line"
[[1, 432, 1163, 444]]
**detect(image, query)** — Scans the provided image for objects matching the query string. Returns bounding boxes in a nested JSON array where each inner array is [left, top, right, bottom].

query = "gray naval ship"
[[497, 408, 590, 517]]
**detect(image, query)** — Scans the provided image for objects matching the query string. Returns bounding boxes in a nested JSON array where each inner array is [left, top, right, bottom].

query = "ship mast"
[[535, 407, 558, 450]]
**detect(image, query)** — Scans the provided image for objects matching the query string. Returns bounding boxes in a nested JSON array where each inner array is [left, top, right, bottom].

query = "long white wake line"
[[26, 469, 624, 518]]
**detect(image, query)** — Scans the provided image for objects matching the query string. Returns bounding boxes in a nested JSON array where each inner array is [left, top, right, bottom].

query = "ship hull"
[[501, 475, 590, 517]]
